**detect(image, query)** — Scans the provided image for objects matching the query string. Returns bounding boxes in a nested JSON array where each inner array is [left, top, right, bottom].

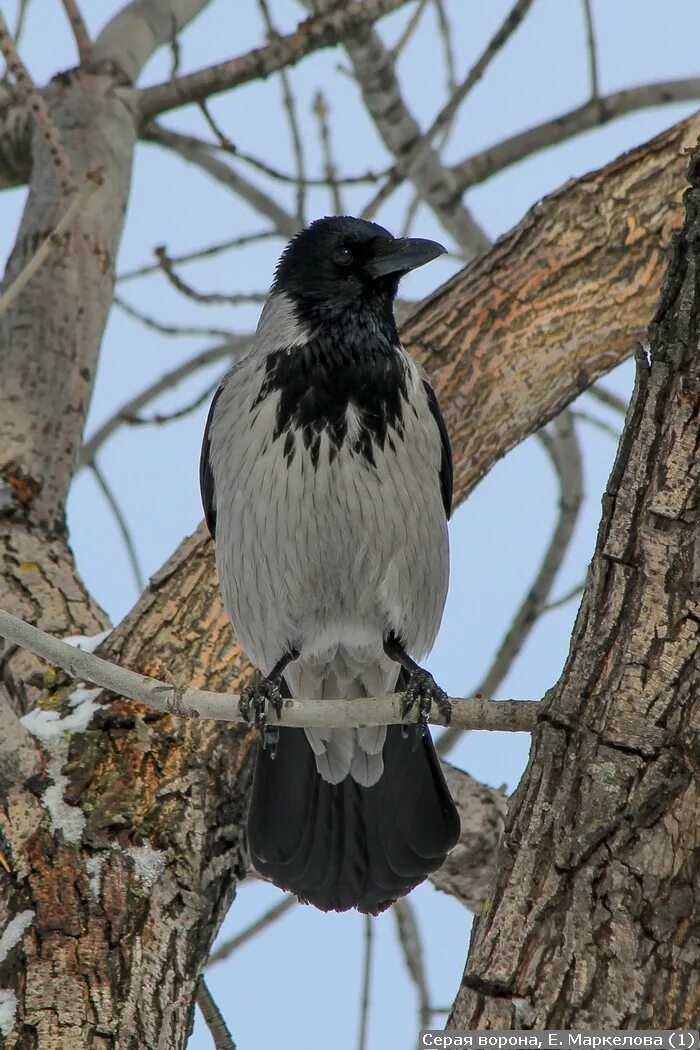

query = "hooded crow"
[[200, 216, 460, 913]]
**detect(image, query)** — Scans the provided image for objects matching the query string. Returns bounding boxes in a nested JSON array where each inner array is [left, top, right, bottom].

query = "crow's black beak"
[[365, 236, 446, 279]]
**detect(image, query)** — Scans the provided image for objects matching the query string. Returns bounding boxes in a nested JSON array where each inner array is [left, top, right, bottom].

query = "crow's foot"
[[238, 678, 284, 755], [400, 669, 451, 749]]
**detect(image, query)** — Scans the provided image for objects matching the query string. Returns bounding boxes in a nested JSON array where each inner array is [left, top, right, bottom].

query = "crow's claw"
[[238, 679, 284, 751], [400, 669, 451, 749]]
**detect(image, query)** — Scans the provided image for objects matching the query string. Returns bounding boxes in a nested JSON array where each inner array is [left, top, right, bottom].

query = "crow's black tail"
[[246, 680, 460, 914]]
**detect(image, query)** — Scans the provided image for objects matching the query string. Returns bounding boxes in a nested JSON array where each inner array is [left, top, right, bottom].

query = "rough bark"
[[0, 83, 698, 1048], [449, 149, 700, 1031]]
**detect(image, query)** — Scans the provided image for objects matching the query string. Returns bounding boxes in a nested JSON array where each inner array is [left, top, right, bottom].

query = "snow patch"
[[64, 631, 110, 653], [85, 856, 105, 899], [20, 690, 104, 845], [125, 844, 166, 889], [0, 910, 34, 965], [0, 988, 18, 1037]]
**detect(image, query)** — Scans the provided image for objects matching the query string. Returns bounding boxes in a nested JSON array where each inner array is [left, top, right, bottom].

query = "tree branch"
[[0, 606, 538, 732], [196, 979, 237, 1050], [451, 82, 700, 192], [91, 0, 213, 84], [137, 0, 412, 120], [60, 0, 92, 64], [0, 12, 73, 193], [79, 340, 245, 464]]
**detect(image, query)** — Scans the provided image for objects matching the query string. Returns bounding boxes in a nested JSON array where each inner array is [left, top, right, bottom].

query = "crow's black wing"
[[199, 384, 223, 539], [422, 379, 453, 519]]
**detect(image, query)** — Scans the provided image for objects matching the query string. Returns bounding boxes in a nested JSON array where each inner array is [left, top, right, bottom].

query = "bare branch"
[[137, 0, 413, 120], [207, 895, 296, 967], [0, 12, 73, 193], [144, 124, 298, 237], [393, 897, 431, 1032], [390, 0, 430, 61], [587, 382, 628, 415], [0, 607, 539, 732], [317, 2, 489, 257], [80, 341, 244, 464], [118, 230, 278, 282], [112, 293, 233, 339], [92, 0, 213, 84], [313, 91, 343, 213], [422, 0, 535, 149], [542, 581, 585, 614], [152, 247, 266, 305], [60, 0, 92, 64], [581, 0, 600, 100], [0, 170, 102, 316], [196, 979, 236, 1050], [90, 461, 145, 595], [258, 0, 307, 223], [438, 410, 583, 757], [451, 80, 700, 192], [571, 408, 621, 442], [357, 915, 374, 1050], [120, 378, 219, 428]]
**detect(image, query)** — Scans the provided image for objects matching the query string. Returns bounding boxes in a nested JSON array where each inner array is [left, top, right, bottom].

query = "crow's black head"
[[272, 216, 445, 323]]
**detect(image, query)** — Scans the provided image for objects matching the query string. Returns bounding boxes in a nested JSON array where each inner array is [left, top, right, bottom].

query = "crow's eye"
[[334, 247, 353, 268]]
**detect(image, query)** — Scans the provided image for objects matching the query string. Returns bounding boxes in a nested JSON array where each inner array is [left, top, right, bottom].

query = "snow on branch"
[[0, 608, 538, 733]]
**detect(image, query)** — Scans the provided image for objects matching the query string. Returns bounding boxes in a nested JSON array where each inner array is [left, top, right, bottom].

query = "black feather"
[[199, 383, 223, 538], [247, 675, 460, 914], [423, 379, 453, 519]]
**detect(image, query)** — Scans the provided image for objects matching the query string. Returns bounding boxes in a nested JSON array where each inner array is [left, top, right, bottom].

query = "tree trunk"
[[449, 147, 700, 1032]]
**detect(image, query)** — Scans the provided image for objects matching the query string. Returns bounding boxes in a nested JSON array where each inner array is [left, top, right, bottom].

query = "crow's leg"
[[383, 633, 451, 747], [239, 648, 300, 755]]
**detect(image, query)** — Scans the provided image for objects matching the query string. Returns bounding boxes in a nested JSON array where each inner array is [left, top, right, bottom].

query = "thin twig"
[[12, 0, 31, 48], [80, 342, 244, 464], [196, 979, 236, 1050], [313, 91, 343, 213], [152, 247, 266, 305], [422, 0, 535, 149], [390, 0, 430, 61], [357, 916, 374, 1050], [542, 581, 585, 614], [571, 408, 621, 442], [144, 124, 298, 238], [587, 382, 628, 415], [90, 462, 145, 595], [0, 171, 102, 317], [193, 106, 384, 190], [113, 294, 234, 339], [121, 379, 219, 429], [0, 12, 73, 192], [0, 607, 540, 732], [432, 0, 456, 93], [393, 898, 431, 1035], [582, 0, 600, 100], [207, 895, 296, 967], [60, 0, 92, 64], [451, 79, 700, 193], [258, 0, 307, 223], [118, 230, 278, 283], [137, 0, 412, 119]]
